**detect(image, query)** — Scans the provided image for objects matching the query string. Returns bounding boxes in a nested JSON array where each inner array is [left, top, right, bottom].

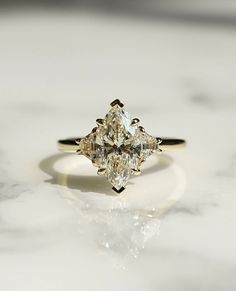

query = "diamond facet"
[[106, 152, 131, 190], [79, 101, 160, 191]]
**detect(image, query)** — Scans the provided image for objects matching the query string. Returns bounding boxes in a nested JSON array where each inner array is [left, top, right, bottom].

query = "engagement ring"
[[58, 99, 186, 193]]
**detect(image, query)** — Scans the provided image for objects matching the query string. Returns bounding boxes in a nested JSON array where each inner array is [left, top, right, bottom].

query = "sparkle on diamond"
[[79, 104, 158, 191]]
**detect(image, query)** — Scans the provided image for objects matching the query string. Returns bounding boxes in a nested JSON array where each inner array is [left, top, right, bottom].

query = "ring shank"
[[57, 137, 186, 153]]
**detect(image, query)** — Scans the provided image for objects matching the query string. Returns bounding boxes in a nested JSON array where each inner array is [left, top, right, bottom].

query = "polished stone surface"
[[0, 9, 236, 291]]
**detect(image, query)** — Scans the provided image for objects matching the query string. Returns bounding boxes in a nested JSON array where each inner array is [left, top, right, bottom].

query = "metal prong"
[[156, 138, 163, 152], [112, 186, 125, 193], [110, 99, 124, 108], [75, 138, 81, 145], [91, 127, 97, 133], [139, 126, 145, 133], [156, 137, 162, 144], [131, 169, 141, 176], [96, 118, 104, 126], [91, 159, 98, 167], [97, 168, 106, 176], [131, 118, 140, 127], [76, 148, 82, 154]]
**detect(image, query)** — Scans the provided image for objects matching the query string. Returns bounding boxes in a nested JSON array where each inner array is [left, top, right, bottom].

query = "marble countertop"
[[0, 9, 236, 291]]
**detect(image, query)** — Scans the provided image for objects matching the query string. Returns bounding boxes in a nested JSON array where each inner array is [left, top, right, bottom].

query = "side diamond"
[[139, 130, 158, 161]]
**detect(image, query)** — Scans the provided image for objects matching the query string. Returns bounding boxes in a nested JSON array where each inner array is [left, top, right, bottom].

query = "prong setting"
[[156, 137, 162, 144], [156, 137, 162, 152], [76, 148, 81, 154], [139, 126, 145, 133], [91, 127, 97, 133], [112, 186, 125, 194], [131, 118, 140, 127], [110, 99, 124, 108], [96, 118, 104, 126], [97, 168, 106, 176], [131, 169, 141, 176], [75, 138, 81, 145]]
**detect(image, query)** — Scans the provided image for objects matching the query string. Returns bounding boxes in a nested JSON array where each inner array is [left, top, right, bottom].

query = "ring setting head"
[[78, 99, 161, 193]]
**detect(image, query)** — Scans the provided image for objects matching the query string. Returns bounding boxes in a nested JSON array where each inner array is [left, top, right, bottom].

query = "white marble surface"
[[0, 9, 236, 291]]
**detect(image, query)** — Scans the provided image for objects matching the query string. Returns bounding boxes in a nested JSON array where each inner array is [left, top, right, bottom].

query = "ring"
[[58, 99, 186, 193]]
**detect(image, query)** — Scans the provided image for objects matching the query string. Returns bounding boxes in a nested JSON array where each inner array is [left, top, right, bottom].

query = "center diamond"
[[78, 100, 160, 192]]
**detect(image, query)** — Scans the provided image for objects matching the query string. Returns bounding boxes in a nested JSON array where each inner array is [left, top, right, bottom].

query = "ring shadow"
[[39, 153, 173, 196]]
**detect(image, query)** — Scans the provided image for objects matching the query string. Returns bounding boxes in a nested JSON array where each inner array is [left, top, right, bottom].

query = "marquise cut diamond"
[[79, 101, 161, 192]]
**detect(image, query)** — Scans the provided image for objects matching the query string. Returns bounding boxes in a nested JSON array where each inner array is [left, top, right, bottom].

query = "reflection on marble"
[[39, 153, 186, 262]]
